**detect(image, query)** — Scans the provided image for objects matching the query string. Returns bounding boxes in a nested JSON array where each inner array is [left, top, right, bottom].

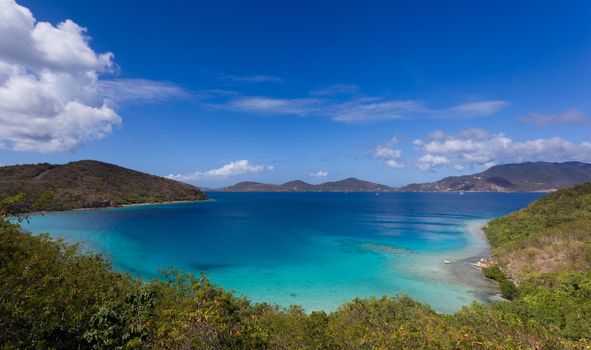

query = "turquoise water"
[[22, 192, 542, 312]]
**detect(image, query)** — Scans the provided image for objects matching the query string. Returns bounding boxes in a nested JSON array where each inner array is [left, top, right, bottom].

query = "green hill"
[[485, 182, 591, 282], [0, 160, 207, 211]]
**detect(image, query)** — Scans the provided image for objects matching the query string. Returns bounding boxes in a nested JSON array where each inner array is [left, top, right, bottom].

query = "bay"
[[22, 192, 542, 312]]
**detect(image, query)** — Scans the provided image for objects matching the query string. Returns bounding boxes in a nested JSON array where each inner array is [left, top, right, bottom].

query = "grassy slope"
[[0, 160, 207, 211], [485, 182, 591, 282]]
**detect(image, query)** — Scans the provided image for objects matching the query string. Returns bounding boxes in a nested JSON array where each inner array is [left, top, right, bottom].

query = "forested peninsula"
[[0, 160, 207, 212]]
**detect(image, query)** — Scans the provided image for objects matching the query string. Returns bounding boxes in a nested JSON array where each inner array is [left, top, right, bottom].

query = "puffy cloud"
[[520, 108, 591, 127], [375, 137, 402, 159], [0, 0, 120, 152], [167, 160, 274, 181], [309, 170, 328, 178], [385, 160, 404, 169], [0, 1, 184, 153], [374, 136, 404, 169], [414, 129, 591, 170], [0, 1, 113, 73], [417, 154, 449, 170]]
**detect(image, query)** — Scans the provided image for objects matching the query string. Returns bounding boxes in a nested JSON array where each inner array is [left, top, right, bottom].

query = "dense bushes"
[[482, 266, 519, 300], [0, 221, 155, 349], [497, 272, 591, 341]]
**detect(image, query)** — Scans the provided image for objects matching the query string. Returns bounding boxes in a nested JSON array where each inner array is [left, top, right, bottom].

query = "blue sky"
[[1, 0, 591, 187]]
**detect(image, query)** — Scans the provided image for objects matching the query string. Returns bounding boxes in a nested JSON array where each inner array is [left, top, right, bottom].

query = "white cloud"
[[167, 160, 274, 181], [225, 96, 321, 115], [374, 136, 404, 169], [414, 129, 591, 170], [0, 0, 120, 152], [0, 2, 113, 72], [447, 101, 509, 117], [222, 74, 282, 83], [98, 79, 188, 103], [332, 99, 428, 122], [375, 137, 402, 159], [0, 1, 185, 153], [385, 160, 404, 169], [520, 108, 591, 126], [417, 154, 449, 170], [333, 99, 508, 122], [309, 170, 328, 178], [220, 91, 507, 123]]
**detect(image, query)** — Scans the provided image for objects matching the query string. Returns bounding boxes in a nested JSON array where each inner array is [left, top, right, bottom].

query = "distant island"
[[219, 161, 591, 193], [218, 178, 395, 192], [0, 160, 207, 212]]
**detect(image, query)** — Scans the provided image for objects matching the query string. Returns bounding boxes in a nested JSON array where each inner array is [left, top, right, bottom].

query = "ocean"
[[21, 192, 542, 313]]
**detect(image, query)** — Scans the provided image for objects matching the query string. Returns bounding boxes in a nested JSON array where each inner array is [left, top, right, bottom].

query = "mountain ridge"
[[397, 161, 591, 192], [218, 161, 591, 193], [218, 177, 395, 192]]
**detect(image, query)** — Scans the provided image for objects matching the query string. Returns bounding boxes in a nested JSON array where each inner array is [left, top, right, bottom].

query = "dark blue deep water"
[[23, 192, 543, 312]]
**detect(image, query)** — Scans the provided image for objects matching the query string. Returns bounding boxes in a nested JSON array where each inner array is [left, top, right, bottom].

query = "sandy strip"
[[119, 199, 210, 207], [391, 219, 501, 304]]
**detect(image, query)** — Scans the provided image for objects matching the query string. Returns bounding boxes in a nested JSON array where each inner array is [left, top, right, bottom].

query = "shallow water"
[[22, 192, 542, 312]]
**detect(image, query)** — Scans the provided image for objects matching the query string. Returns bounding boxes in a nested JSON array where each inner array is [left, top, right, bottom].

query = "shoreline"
[[217, 190, 550, 193], [24, 198, 211, 216], [118, 199, 210, 208], [446, 220, 502, 303], [395, 219, 501, 307]]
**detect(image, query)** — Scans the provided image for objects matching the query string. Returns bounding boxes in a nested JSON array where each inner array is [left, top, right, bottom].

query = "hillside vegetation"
[[485, 182, 591, 282], [0, 160, 206, 211], [1, 185, 591, 348]]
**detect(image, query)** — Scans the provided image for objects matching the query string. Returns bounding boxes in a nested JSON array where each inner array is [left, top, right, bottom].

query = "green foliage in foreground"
[[1, 220, 590, 349]]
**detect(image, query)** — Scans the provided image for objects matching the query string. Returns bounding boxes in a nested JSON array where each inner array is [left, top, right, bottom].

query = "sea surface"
[[22, 192, 543, 313]]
